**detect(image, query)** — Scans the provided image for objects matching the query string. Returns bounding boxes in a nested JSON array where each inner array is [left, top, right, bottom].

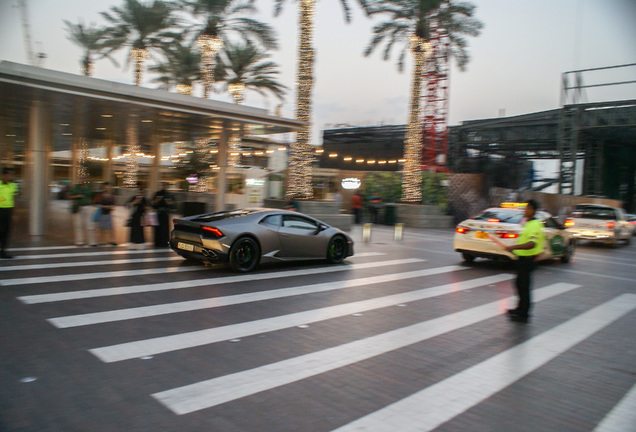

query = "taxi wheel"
[[461, 252, 475, 263], [625, 235, 631, 246], [561, 241, 574, 263]]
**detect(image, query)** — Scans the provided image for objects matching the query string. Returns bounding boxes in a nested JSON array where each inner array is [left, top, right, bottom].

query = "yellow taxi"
[[453, 203, 576, 263]]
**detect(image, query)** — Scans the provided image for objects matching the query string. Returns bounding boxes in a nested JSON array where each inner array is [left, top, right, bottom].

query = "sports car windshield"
[[472, 209, 524, 224]]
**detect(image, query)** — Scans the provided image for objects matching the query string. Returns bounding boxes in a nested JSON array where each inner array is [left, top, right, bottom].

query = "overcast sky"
[[1, 0, 635, 147]]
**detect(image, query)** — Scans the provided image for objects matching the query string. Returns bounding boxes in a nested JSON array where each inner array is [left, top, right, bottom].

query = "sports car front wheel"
[[228, 237, 260, 272], [327, 235, 347, 264]]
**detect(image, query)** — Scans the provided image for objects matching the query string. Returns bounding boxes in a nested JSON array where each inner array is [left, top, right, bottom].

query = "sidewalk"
[[9, 199, 163, 249]]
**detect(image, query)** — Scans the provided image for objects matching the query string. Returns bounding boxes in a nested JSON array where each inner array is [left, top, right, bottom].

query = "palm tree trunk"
[[402, 39, 426, 203], [131, 48, 148, 86], [286, 0, 315, 200]]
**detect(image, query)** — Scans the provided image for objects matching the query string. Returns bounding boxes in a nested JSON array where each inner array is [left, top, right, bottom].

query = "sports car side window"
[[283, 215, 318, 230], [260, 215, 282, 227]]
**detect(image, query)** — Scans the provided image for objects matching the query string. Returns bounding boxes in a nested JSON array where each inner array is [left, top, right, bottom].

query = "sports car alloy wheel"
[[229, 237, 260, 272], [327, 235, 347, 264]]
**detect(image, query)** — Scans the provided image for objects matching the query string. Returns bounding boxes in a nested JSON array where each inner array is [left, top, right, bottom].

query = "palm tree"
[[216, 40, 287, 104], [182, 0, 277, 98], [101, 0, 179, 85], [362, 0, 482, 203], [149, 40, 202, 95], [63, 20, 122, 77], [214, 40, 287, 166], [274, 0, 353, 200]]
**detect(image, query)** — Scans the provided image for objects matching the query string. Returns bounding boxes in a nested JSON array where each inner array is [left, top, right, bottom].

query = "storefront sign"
[[341, 178, 361, 190]]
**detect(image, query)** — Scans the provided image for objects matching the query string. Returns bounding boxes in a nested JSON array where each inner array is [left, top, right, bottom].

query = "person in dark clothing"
[[127, 189, 147, 249], [152, 183, 174, 248]]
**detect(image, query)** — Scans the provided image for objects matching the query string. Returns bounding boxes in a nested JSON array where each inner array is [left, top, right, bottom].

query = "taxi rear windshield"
[[473, 209, 523, 224], [571, 206, 615, 220]]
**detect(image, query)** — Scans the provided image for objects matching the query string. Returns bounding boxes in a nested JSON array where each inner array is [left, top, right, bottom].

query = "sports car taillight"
[[202, 226, 223, 238], [605, 222, 616, 230], [564, 219, 574, 227], [456, 226, 470, 234]]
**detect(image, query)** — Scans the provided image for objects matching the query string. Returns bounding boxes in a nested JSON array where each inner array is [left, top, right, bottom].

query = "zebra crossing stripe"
[[332, 293, 636, 432], [593, 383, 636, 432], [151, 282, 581, 415], [0, 256, 183, 272], [49, 263, 459, 328], [2, 265, 205, 286], [17, 258, 421, 304], [9, 248, 173, 260], [89, 272, 509, 363]]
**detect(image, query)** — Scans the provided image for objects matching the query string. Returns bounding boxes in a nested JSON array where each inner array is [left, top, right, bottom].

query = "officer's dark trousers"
[[515, 256, 536, 317], [0, 207, 13, 254]]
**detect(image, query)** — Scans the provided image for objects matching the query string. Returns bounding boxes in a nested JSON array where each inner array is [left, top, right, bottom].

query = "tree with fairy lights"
[[64, 20, 122, 77], [101, 0, 179, 86], [274, 0, 354, 200], [149, 39, 202, 95], [362, 0, 482, 203], [182, 0, 277, 99]]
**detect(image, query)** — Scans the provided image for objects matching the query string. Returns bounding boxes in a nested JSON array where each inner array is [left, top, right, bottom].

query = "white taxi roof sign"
[[500, 202, 527, 208]]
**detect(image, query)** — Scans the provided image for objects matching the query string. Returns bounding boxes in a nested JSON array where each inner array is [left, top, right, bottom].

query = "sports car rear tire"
[[228, 237, 260, 272], [327, 235, 347, 264]]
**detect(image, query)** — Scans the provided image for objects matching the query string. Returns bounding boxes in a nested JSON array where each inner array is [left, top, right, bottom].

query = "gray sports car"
[[169, 208, 355, 272]]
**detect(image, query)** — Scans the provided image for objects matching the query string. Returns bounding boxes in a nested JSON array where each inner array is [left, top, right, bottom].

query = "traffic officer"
[[0, 167, 18, 259], [504, 199, 545, 323]]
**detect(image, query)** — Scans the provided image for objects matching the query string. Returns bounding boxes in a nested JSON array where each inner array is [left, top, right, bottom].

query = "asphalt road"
[[1, 225, 635, 432]]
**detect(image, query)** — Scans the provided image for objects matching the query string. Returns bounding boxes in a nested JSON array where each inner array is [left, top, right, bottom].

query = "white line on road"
[[8, 248, 174, 260], [89, 271, 503, 363], [333, 293, 636, 432], [0, 256, 184, 272], [2, 265, 206, 286], [17, 258, 414, 304], [49, 262, 453, 328], [151, 282, 580, 415], [593, 383, 636, 432]]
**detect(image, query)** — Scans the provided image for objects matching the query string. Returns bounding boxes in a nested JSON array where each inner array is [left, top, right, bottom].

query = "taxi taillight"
[[456, 226, 470, 234], [497, 232, 519, 239], [564, 219, 574, 227]]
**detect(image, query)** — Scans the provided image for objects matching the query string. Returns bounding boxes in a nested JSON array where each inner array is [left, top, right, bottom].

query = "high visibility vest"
[[0, 181, 17, 208], [514, 219, 545, 257]]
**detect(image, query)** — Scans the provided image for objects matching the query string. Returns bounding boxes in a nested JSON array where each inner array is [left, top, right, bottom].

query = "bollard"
[[394, 223, 404, 241], [362, 223, 372, 242]]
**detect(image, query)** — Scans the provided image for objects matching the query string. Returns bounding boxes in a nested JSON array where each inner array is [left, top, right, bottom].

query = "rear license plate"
[[475, 231, 489, 239], [177, 242, 194, 252]]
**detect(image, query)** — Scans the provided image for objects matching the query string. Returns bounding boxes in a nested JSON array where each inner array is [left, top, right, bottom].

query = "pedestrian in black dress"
[[152, 182, 174, 247], [127, 189, 147, 249]]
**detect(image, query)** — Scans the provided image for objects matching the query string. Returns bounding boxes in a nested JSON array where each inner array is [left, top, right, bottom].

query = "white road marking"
[[1, 266, 206, 286], [17, 258, 421, 304], [8, 248, 173, 260], [593, 383, 636, 432], [49, 263, 455, 328], [333, 293, 636, 432], [89, 271, 505, 363], [0, 256, 183, 272], [151, 282, 580, 415]]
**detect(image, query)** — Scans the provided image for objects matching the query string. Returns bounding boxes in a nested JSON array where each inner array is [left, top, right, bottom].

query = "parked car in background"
[[625, 214, 636, 236], [565, 204, 631, 247], [453, 203, 575, 263], [170, 208, 354, 272]]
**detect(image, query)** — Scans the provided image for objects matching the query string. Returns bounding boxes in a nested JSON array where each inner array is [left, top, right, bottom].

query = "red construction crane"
[[420, 5, 450, 172]]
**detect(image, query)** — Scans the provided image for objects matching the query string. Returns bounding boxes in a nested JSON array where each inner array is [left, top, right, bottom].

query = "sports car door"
[[279, 215, 325, 258]]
